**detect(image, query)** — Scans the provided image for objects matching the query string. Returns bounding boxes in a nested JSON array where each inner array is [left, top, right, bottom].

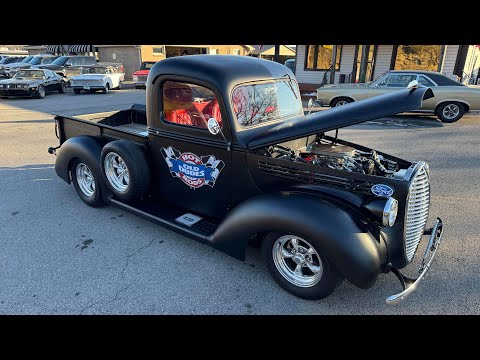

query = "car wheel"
[[102, 83, 110, 94], [36, 85, 45, 99], [261, 232, 342, 300], [74, 88, 81, 94], [436, 102, 465, 123], [101, 140, 151, 201], [71, 158, 105, 207], [58, 81, 66, 93], [331, 97, 353, 107]]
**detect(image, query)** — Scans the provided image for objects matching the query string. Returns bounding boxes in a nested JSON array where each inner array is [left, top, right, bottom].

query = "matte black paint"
[[51, 55, 438, 289], [210, 192, 386, 288]]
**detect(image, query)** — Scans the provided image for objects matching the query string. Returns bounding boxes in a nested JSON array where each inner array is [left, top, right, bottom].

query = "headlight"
[[22, 84, 28, 89], [382, 197, 398, 227]]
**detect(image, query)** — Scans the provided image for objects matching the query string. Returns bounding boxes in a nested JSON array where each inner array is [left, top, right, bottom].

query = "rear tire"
[[436, 102, 465, 123], [101, 140, 150, 201], [102, 83, 110, 94], [74, 88, 81, 94], [71, 158, 105, 207], [261, 232, 342, 300], [331, 97, 353, 107]]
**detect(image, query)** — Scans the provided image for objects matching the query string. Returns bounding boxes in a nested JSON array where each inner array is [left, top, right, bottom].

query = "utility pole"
[[274, 45, 280, 63]]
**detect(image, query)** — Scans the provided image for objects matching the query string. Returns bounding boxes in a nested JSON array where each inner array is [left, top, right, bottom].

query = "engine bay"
[[266, 136, 405, 178]]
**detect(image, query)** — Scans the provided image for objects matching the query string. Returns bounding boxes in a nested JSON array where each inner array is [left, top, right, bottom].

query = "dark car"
[[0, 55, 58, 78], [0, 56, 25, 69], [0, 68, 66, 98], [49, 55, 443, 304], [284, 58, 295, 74], [35, 55, 97, 78]]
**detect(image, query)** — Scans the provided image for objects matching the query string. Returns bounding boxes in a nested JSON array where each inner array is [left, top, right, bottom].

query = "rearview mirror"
[[307, 98, 316, 114], [207, 118, 221, 135], [407, 80, 419, 88]]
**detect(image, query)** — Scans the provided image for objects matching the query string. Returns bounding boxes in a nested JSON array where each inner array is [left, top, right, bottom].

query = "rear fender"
[[55, 136, 110, 198], [211, 192, 386, 289]]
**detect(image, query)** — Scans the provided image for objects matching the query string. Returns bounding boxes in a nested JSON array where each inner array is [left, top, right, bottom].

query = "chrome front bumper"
[[386, 217, 444, 305]]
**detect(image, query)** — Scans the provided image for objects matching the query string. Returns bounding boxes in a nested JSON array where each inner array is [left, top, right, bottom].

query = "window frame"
[[230, 78, 303, 129], [153, 46, 166, 56], [304, 45, 342, 72], [160, 80, 222, 131]]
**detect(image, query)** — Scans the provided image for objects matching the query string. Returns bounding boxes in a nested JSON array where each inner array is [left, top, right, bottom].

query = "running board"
[[109, 198, 218, 243]]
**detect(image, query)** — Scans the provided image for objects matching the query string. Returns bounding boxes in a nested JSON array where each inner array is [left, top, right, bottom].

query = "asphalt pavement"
[[0, 88, 479, 314]]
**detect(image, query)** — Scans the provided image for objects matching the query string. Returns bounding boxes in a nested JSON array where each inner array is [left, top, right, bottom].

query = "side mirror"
[[65, 62, 72, 67], [307, 98, 316, 115], [207, 118, 221, 135], [407, 80, 419, 88]]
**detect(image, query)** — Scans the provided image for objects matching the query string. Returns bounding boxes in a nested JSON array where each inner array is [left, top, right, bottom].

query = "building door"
[[352, 45, 377, 83]]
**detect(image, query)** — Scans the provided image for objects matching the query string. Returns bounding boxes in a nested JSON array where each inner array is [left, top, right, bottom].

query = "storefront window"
[[393, 45, 442, 71], [305, 45, 342, 71]]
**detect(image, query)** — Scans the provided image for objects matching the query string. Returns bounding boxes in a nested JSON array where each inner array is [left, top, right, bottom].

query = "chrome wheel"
[[335, 100, 349, 107], [38, 86, 45, 98], [272, 235, 323, 288], [442, 104, 460, 120], [104, 152, 129, 193], [76, 163, 95, 197]]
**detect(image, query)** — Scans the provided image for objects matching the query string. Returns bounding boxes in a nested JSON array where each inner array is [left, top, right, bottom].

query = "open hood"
[[245, 87, 434, 149]]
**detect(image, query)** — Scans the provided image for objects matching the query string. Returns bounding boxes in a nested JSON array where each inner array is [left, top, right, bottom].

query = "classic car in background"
[[0, 69, 66, 98], [317, 70, 480, 122], [69, 65, 125, 94], [132, 61, 156, 89], [0, 55, 59, 78], [34, 55, 97, 78], [65, 61, 124, 80]]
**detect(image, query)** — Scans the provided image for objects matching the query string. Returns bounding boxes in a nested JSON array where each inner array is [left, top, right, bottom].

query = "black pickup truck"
[[49, 55, 443, 304]]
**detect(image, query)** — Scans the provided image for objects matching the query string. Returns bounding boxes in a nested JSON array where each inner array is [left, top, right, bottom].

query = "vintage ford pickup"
[[49, 55, 443, 304]]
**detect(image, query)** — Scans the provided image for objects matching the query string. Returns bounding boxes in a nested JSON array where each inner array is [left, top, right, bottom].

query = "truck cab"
[[50, 55, 444, 304]]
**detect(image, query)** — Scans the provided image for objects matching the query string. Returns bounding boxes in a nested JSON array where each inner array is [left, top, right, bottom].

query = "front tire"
[[71, 158, 105, 207], [331, 97, 353, 107], [262, 233, 341, 300], [101, 140, 150, 201], [436, 102, 465, 123], [36, 85, 45, 99], [58, 81, 66, 93], [102, 83, 110, 94]]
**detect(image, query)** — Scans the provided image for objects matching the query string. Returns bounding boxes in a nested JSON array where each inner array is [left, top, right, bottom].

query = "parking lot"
[[0, 87, 479, 314]]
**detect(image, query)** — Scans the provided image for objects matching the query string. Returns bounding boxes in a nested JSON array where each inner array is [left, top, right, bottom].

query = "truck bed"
[[55, 104, 149, 145]]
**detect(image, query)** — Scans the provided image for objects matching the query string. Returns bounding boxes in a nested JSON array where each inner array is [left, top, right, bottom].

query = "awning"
[[69, 45, 94, 53], [46, 45, 65, 54]]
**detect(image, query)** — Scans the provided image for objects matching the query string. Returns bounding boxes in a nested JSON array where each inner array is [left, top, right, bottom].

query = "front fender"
[[211, 192, 386, 289]]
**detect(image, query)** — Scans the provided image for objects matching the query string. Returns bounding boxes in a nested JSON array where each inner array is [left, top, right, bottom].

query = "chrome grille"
[[404, 162, 430, 261]]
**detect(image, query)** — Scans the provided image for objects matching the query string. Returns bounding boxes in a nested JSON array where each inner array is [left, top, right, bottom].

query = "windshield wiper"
[[284, 73, 298, 99]]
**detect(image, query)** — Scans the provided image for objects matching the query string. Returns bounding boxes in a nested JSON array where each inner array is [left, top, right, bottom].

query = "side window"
[[418, 75, 435, 87], [162, 81, 222, 129], [386, 74, 417, 87], [376, 75, 389, 87], [85, 57, 95, 65], [70, 57, 81, 66], [47, 70, 54, 78]]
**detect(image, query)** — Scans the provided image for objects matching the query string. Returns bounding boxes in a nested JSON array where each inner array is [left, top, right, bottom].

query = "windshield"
[[22, 56, 34, 63], [14, 70, 45, 79], [51, 56, 69, 66], [232, 79, 303, 127], [140, 62, 155, 70], [81, 67, 108, 74]]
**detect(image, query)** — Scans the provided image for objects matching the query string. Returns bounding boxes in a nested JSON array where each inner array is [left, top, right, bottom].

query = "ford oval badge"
[[371, 184, 394, 197]]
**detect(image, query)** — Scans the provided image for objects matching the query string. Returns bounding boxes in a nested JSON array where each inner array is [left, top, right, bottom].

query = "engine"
[[268, 140, 399, 176]]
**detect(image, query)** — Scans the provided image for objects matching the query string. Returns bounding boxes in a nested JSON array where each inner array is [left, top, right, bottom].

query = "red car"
[[132, 61, 156, 89]]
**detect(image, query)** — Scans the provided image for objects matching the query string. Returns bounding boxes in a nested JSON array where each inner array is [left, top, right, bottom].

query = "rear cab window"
[[162, 81, 223, 129], [232, 79, 302, 127]]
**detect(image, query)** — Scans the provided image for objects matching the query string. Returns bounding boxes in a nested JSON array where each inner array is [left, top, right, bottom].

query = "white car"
[[70, 65, 125, 94]]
